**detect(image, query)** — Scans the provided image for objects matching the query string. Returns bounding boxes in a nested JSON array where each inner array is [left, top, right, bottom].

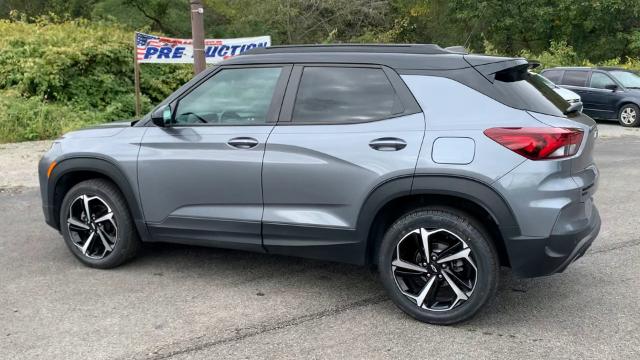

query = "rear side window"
[[542, 70, 563, 83], [492, 66, 570, 117], [562, 70, 589, 87], [590, 72, 616, 89], [292, 67, 403, 123]]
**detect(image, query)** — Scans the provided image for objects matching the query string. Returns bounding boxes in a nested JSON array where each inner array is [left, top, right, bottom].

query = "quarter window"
[[292, 67, 402, 123], [561, 71, 589, 87], [174, 67, 282, 125], [590, 72, 616, 89]]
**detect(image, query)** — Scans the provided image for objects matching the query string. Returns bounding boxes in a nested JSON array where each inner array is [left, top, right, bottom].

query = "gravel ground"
[[0, 140, 51, 188]]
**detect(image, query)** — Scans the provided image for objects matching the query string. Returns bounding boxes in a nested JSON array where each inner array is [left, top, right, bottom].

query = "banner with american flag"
[[135, 32, 271, 64]]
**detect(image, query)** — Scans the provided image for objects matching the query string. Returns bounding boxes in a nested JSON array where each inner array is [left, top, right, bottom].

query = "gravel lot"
[[1, 121, 639, 359]]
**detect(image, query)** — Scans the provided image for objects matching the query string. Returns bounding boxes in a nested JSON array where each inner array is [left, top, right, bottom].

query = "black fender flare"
[[615, 99, 640, 113], [46, 156, 150, 242], [355, 175, 521, 263]]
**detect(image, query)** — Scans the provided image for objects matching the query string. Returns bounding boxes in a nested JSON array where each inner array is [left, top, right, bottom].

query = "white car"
[[532, 72, 581, 103]]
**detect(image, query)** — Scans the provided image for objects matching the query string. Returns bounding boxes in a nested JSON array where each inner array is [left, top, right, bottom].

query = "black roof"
[[244, 44, 456, 55], [225, 43, 518, 71]]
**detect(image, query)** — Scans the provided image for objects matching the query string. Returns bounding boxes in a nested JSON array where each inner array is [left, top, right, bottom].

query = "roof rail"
[[444, 45, 467, 54], [243, 44, 453, 55]]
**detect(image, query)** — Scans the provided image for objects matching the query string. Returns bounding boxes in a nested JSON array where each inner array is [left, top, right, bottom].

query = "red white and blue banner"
[[135, 32, 271, 64]]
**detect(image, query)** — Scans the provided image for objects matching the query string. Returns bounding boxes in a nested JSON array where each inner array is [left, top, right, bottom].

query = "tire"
[[618, 103, 640, 127], [59, 178, 141, 269], [377, 207, 499, 325]]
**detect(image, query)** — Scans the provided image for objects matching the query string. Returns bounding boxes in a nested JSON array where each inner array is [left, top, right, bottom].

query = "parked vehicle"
[[541, 67, 640, 127], [39, 45, 600, 325], [531, 72, 581, 103]]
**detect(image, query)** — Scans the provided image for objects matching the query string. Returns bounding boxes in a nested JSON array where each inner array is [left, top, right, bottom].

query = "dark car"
[[541, 67, 640, 127]]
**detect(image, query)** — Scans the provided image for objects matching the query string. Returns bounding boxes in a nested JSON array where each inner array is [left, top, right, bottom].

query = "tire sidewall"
[[378, 209, 498, 324], [60, 181, 134, 268], [619, 104, 640, 127]]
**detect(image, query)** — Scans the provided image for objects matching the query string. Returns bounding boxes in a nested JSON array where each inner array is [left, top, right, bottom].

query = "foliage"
[[0, 16, 191, 143]]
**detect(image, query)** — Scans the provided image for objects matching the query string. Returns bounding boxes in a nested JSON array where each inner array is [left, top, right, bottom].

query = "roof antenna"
[[463, 19, 480, 50]]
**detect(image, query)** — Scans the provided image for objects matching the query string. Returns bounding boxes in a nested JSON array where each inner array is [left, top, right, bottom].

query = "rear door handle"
[[228, 137, 259, 149], [369, 137, 407, 151]]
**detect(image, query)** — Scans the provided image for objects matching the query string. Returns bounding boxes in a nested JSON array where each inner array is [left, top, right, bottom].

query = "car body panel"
[[136, 125, 274, 251], [261, 113, 425, 252]]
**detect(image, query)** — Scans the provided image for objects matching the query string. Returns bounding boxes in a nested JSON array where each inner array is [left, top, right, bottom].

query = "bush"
[[0, 16, 192, 143], [491, 40, 640, 72]]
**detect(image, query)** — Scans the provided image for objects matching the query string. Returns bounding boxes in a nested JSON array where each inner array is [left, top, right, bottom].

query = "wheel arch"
[[47, 157, 150, 241], [615, 99, 639, 112], [358, 175, 519, 267]]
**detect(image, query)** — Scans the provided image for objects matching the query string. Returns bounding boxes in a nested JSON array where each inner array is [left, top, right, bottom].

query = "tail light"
[[484, 127, 584, 160]]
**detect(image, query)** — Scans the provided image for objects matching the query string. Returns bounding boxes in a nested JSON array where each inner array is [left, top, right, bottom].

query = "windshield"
[[609, 70, 640, 88]]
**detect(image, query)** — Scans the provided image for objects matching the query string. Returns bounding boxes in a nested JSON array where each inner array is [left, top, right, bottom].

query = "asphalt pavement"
[[1, 127, 639, 359]]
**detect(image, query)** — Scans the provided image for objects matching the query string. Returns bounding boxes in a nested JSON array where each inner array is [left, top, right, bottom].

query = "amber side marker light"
[[47, 161, 57, 178]]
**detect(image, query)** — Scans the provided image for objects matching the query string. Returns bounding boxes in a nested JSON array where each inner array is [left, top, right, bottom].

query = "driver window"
[[174, 67, 282, 125], [590, 72, 616, 89]]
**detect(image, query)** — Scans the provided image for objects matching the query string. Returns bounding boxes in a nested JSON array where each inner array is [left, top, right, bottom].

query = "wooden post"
[[133, 33, 142, 118], [190, 0, 206, 75]]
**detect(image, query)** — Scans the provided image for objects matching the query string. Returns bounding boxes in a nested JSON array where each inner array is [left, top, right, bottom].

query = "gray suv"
[[38, 45, 601, 324]]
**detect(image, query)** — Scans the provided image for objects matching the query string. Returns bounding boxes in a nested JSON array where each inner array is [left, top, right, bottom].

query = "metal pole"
[[190, 0, 206, 75], [133, 33, 141, 117]]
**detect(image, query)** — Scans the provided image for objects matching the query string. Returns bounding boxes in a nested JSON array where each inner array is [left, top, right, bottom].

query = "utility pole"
[[190, 0, 206, 75]]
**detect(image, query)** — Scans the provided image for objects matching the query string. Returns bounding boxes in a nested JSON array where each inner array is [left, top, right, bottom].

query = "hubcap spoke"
[[82, 195, 92, 219], [441, 269, 469, 307], [81, 232, 95, 255], [419, 228, 431, 263], [392, 259, 428, 273], [96, 229, 113, 252], [94, 212, 113, 223], [415, 275, 437, 308], [67, 217, 89, 230], [437, 247, 471, 264]]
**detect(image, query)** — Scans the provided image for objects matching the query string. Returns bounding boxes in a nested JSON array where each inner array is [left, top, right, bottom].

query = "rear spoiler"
[[463, 55, 530, 83]]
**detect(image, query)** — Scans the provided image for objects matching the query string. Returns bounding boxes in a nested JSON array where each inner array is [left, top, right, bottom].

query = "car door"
[[137, 65, 291, 251], [261, 64, 425, 263], [560, 70, 592, 114], [584, 71, 620, 119]]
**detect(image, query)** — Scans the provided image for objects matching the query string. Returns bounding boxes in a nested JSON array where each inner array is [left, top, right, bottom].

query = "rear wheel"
[[60, 179, 140, 268], [378, 207, 499, 325], [618, 104, 640, 127]]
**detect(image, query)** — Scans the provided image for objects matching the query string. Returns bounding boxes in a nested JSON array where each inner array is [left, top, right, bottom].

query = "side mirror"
[[151, 106, 172, 127], [605, 84, 618, 91]]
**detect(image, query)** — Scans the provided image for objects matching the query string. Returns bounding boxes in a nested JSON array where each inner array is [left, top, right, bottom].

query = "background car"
[[531, 72, 581, 104], [541, 67, 640, 127]]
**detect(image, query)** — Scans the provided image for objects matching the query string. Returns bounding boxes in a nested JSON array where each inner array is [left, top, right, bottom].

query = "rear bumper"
[[506, 206, 600, 278]]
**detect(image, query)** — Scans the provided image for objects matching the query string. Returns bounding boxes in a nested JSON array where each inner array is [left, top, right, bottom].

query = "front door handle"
[[228, 137, 259, 149], [369, 137, 407, 151]]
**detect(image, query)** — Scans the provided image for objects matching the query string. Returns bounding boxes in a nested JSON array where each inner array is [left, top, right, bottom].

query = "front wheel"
[[378, 207, 499, 325], [60, 179, 141, 269], [618, 104, 640, 127]]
